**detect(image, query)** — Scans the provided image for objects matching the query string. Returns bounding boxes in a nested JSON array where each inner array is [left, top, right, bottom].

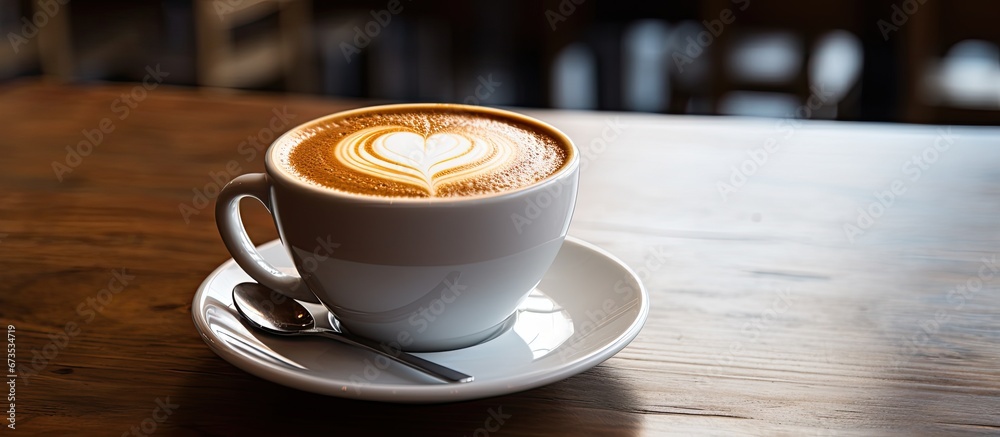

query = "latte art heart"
[[282, 109, 568, 198], [334, 127, 515, 195]]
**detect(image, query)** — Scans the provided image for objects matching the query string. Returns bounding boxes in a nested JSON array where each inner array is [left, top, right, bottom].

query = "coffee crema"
[[278, 107, 567, 198]]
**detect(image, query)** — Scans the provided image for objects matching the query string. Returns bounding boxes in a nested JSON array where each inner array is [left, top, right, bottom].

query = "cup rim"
[[265, 103, 579, 205]]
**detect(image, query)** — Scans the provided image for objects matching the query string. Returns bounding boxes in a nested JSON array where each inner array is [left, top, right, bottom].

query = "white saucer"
[[191, 236, 649, 403]]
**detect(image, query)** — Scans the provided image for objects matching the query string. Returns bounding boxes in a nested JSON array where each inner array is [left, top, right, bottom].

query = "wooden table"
[[2, 80, 999, 436]]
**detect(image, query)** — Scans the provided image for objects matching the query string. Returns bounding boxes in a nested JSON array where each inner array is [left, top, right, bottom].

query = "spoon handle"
[[316, 329, 474, 383]]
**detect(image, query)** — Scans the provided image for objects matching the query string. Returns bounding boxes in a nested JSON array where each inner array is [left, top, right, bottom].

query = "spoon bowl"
[[233, 283, 314, 332]]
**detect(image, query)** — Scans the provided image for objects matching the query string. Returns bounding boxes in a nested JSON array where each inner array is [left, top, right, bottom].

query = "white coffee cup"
[[216, 104, 579, 351]]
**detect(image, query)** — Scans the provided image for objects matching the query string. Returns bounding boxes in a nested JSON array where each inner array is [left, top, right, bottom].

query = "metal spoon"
[[232, 282, 473, 384]]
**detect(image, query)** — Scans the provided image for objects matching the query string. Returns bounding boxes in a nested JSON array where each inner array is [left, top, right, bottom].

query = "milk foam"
[[336, 127, 515, 196], [279, 108, 567, 198]]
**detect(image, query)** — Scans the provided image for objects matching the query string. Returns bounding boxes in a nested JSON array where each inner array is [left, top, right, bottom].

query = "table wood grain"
[[1, 80, 999, 436]]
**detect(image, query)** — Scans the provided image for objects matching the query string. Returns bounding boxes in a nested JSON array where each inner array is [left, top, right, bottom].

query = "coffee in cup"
[[279, 107, 569, 198], [216, 104, 579, 351]]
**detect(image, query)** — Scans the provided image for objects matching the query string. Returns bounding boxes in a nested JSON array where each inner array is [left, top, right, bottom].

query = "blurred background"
[[1, 0, 999, 124]]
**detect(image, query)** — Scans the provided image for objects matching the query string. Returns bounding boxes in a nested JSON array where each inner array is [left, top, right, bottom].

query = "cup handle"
[[215, 173, 320, 303]]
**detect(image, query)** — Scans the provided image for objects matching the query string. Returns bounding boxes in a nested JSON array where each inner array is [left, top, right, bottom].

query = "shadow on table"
[[172, 361, 642, 436]]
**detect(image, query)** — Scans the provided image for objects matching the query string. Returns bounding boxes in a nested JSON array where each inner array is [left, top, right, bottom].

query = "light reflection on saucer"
[[513, 289, 574, 359]]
